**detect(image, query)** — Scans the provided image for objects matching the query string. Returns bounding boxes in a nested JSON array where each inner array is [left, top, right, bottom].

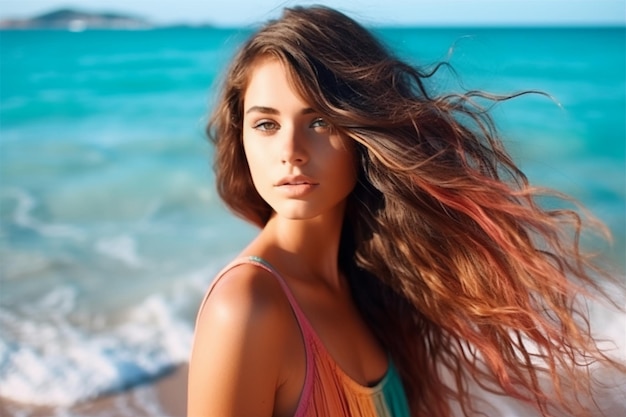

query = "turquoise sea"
[[0, 27, 624, 414]]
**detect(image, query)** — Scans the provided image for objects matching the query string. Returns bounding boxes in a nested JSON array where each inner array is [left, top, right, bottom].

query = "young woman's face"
[[242, 57, 357, 222]]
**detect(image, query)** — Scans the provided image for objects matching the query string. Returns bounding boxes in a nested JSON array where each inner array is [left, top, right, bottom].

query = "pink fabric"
[[199, 257, 405, 417]]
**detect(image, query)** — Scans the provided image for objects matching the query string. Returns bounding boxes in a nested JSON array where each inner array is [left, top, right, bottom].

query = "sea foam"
[[0, 290, 193, 406]]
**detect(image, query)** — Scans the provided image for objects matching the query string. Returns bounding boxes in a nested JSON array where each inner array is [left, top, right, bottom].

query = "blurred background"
[[0, 1, 624, 416]]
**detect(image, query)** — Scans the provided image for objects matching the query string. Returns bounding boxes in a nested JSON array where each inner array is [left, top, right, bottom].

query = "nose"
[[280, 125, 308, 166]]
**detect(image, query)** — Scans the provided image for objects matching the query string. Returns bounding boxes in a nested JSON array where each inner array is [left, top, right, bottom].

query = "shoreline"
[[1, 359, 624, 416], [0, 363, 187, 417]]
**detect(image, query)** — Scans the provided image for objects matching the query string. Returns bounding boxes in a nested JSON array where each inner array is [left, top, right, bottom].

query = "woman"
[[188, 6, 624, 417]]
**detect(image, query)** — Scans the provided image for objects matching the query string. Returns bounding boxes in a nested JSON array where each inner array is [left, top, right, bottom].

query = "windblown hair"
[[208, 6, 625, 417]]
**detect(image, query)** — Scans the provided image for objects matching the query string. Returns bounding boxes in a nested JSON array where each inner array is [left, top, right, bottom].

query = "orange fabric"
[[298, 336, 398, 417], [200, 257, 410, 417]]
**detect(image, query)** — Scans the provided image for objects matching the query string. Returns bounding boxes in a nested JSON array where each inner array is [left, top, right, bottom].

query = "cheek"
[[243, 134, 262, 167], [343, 157, 359, 191], [327, 147, 358, 192], [242, 138, 262, 183], [333, 139, 358, 181]]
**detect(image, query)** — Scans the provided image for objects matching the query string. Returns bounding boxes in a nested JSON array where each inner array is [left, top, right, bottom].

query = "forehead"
[[243, 56, 310, 109]]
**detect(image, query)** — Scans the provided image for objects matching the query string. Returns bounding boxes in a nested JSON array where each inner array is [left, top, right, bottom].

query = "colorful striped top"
[[208, 256, 411, 417]]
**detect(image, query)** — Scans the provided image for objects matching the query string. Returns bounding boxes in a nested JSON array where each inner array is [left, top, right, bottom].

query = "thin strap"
[[242, 258, 393, 394], [244, 256, 316, 337], [196, 255, 315, 414], [197, 256, 314, 338]]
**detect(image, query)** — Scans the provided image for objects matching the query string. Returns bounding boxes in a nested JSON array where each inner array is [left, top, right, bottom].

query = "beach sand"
[[0, 364, 187, 417], [1, 361, 624, 417]]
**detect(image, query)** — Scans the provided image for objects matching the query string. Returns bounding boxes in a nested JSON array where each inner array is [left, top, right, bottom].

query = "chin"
[[277, 209, 320, 221], [272, 201, 346, 223]]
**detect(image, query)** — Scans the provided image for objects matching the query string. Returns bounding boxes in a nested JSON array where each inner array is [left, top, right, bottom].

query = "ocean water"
[[0, 27, 624, 414]]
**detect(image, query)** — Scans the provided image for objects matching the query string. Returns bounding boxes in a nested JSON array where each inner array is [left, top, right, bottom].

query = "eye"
[[253, 120, 279, 132], [310, 117, 331, 131]]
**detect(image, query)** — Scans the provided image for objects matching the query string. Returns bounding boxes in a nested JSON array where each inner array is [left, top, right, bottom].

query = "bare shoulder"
[[187, 262, 292, 416], [202, 262, 291, 323]]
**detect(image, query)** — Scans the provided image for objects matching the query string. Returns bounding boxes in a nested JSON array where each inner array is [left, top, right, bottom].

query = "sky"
[[0, 0, 624, 27]]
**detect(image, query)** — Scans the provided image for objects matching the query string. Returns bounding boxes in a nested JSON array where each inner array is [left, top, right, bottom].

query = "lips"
[[274, 175, 319, 197], [275, 175, 319, 187]]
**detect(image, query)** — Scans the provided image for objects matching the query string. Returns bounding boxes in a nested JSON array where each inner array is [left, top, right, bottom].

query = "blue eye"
[[311, 118, 330, 129]]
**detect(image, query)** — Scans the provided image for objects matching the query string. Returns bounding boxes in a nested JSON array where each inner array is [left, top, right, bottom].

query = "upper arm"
[[187, 266, 289, 417]]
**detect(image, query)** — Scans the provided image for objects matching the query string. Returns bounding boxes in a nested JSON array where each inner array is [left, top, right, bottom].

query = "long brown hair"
[[208, 6, 625, 416]]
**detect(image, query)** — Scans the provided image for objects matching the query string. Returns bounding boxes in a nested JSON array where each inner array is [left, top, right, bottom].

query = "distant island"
[[0, 8, 153, 30]]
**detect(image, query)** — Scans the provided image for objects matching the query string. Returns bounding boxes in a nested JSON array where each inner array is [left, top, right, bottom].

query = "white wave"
[[0, 294, 192, 406], [460, 288, 626, 416], [591, 285, 626, 361], [1, 187, 85, 241], [94, 234, 144, 268]]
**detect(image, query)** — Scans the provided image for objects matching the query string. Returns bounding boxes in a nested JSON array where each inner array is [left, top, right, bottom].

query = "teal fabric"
[[383, 361, 411, 417]]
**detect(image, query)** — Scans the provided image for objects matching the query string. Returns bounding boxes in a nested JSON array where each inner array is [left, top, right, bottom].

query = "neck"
[[256, 208, 347, 289]]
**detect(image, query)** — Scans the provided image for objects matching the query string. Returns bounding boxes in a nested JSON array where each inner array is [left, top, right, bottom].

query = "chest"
[[294, 283, 388, 386]]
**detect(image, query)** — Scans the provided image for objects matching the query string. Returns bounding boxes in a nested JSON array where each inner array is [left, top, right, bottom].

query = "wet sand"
[[2, 362, 624, 417], [0, 364, 187, 417]]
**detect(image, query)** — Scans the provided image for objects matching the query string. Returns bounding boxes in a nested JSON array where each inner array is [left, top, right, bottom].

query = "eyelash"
[[252, 117, 331, 132], [311, 118, 329, 129], [253, 120, 278, 131]]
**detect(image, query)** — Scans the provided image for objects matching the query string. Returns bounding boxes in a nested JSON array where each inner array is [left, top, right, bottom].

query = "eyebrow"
[[245, 106, 317, 115]]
